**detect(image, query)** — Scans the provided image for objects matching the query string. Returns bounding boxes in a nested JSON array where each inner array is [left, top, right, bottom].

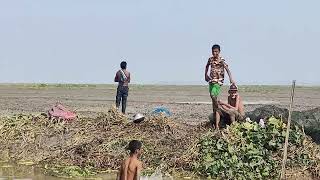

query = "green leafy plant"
[[194, 117, 319, 179]]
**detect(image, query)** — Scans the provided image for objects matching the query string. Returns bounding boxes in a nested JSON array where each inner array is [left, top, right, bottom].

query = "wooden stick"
[[280, 80, 296, 179]]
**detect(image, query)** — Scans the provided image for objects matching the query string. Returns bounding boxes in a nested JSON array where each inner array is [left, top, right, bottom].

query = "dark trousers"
[[116, 86, 129, 114]]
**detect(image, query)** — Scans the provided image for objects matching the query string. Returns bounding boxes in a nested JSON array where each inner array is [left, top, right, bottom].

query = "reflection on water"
[[0, 162, 59, 180], [0, 162, 183, 180], [0, 162, 116, 180]]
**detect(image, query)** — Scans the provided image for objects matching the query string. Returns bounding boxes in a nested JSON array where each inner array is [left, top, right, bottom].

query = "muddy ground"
[[0, 84, 319, 124]]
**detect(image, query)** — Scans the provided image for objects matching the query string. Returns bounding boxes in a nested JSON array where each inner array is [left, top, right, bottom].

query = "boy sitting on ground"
[[218, 84, 245, 124], [117, 140, 143, 180]]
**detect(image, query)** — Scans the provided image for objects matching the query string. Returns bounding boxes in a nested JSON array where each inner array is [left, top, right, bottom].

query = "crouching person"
[[218, 84, 245, 124]]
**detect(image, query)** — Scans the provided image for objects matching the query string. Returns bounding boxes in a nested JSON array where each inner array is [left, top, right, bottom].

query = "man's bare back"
[[119, 157, 142, 180], [117, 140, 143, 180]]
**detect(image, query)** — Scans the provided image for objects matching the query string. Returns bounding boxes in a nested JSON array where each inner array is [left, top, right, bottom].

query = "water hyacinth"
[[195, 117, 320, 180]]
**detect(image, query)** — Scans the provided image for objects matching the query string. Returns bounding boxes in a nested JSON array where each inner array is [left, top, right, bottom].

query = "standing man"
[[205, 44, 235, 131], [114, 61, 131, 114]]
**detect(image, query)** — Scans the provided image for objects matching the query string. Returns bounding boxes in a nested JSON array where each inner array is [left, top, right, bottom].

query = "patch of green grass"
[[43, 164, 97, 178]]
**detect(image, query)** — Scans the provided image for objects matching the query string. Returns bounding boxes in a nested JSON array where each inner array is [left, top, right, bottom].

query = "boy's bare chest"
[[228, 97, 237, 107]]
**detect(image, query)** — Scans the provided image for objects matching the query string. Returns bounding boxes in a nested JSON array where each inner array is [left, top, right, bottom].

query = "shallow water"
[[0, 162, 116, 180], [0, 163, 174, 180]]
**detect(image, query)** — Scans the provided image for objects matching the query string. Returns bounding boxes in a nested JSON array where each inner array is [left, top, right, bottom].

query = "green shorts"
[[209, 83, 221, 97]]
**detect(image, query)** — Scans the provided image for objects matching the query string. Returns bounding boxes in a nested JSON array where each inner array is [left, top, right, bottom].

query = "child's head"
[[212, 44, 221, 58], [120, 61, 127, 69], [228, 84, 238, 96], [127, 140, 142, 156]]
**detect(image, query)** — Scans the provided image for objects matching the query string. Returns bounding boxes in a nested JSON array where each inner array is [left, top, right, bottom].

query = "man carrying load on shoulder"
[[114, 61, 131, 114]]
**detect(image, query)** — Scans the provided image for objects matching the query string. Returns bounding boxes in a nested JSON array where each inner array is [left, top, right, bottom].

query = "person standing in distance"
[[114, 61, 131, 114]]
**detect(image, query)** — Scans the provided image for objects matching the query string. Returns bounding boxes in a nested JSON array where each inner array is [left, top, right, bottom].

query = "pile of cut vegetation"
[[0, 107, 203, 178], [194, 117, 320, 179], [0, 107, 320, 179]]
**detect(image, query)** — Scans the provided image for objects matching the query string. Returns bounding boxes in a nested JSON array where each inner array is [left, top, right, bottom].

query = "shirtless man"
[[219, 84, 245, 124], [117, 140, 143, 180]]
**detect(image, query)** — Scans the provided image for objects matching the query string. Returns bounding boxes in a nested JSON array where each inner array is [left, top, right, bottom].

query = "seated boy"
[[218, 84, 245, 124], [117, 140, 143, 180]]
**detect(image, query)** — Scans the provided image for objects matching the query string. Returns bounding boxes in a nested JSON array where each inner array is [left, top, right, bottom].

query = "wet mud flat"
[[0, 84, 319, 121]]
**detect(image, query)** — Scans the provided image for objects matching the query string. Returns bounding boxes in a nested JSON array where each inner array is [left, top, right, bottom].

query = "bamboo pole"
[[280, 80, 296, 179]]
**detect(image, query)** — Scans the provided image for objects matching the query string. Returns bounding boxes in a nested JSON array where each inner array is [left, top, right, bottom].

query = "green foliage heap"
[[195, 117, 320, 179]]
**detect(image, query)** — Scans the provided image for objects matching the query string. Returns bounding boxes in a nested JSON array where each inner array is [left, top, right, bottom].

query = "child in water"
[[117, 140, 143, 180]]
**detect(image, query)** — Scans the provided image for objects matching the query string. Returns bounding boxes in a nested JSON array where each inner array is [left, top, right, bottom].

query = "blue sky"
[[0, 0, 319, 85]]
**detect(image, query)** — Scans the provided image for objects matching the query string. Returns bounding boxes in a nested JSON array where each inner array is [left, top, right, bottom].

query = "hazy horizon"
[[0, 82, 319, 87], [1, 1, 319, 86]]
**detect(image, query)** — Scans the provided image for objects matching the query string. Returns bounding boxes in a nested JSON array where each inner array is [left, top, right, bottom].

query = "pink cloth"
[[48, 103, 77, 121]]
